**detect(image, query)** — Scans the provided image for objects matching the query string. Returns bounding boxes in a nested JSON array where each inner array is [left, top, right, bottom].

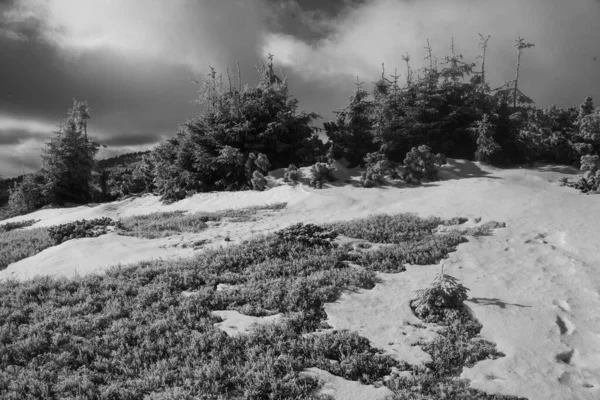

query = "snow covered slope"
[[1, 159, 599, 400]]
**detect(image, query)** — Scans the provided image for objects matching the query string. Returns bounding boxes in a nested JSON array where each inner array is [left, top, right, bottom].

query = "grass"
[[0, 227, 53, 271], [0, 213, 524, 399], [117, 203, 287, 239]]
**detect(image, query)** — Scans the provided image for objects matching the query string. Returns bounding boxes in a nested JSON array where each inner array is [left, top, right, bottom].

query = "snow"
[[1, 159, 599, 400], [299, 367, 394, 399]]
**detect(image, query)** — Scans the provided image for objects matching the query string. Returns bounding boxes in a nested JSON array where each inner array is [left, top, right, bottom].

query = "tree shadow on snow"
[[438, 159, 501, 180], [466, 297, 532, 309]]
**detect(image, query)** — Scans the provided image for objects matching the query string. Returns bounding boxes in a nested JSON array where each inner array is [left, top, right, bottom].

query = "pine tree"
[[324, 77, 377, 167], [41, 100, 100, 204], [470, 114, 500, 163]]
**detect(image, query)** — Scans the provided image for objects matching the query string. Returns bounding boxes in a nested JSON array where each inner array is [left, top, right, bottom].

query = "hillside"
[[1, 159, 598, 399]]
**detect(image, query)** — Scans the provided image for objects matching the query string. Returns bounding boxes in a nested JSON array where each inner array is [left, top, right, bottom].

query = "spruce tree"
[[324, 78, 377, 167], [470, 114, 500, 163], [41, 100, 100, 204]]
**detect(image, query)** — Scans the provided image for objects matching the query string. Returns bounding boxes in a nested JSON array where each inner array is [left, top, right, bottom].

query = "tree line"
[[2, 35, 600, 218]]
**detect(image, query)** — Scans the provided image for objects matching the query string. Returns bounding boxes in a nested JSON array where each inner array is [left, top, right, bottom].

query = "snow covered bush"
[[283, 164, 303, 185], [254, 153, 271, 174], [251, 170, 267, 191], [564, 154, 600, 193], [411, 266, 470, 324], [309, 162, 336, 189], [403, 145, 446, 184], [360, 152, 396, 188]]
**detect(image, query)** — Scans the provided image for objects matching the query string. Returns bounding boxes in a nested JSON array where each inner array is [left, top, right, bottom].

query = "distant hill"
[[97, 151, 151, 169]]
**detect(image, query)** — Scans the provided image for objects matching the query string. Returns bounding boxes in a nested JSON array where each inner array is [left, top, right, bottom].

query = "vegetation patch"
[[117, 203, 286, 239], [47, 217, 116, 245], [0, 219, 39, 233], [0, 213, 521, 399], [0, 227, 53, 270], [385, 267, 523, 400]]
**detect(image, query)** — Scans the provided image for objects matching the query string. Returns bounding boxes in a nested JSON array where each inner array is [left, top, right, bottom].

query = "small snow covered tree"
[[283, 164, 302, 185], [411, 265, 470, 324], [309, 162, 336, 189], [403, 145, 446, 184], [470, 114, 500, 163], [251, 170, 267, 191]]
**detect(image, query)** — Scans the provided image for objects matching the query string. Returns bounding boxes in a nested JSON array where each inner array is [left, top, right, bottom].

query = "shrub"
[[117, 204, 287, 239], [0, 213, 520, 399], [564, 154, 600, 193], [411, 266, 470, 324], [283, 164, 303, 185], [403, 145, 447, 184], [275, 223, 337, 247], [309, 162, 336, 189], [0, 227, 53, 270], [0, 219, 39, 233], [47, 217, 116, 245], [581, 154, 600, 176], [255, 153, 271, 174], [329, 214, 445, 244], [420, 313, 505, 377], [360, 152, 396, 187], [251, 170, 267, 191]]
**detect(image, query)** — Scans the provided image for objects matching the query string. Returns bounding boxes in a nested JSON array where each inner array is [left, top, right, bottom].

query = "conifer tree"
[[324, 77, 377, 167], [470, 114, 500, 163], [41, 100, 100, 204]]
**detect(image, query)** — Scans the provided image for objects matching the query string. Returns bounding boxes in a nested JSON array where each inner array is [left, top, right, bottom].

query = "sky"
[[1, 0, 600, 177]]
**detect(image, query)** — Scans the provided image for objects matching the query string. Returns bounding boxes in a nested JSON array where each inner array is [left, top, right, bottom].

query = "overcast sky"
[[1, 0, 599, 177]]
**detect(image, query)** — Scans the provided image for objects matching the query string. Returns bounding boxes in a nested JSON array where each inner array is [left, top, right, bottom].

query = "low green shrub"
[[47, 217, 116, 245], [329, 214, 446, 244], [117, 204, 287, 239], [350, 233, 468, 272], [0, 213, 516, 399], [0, 227, 53, 270], [0, 219, 39, 233], [420, 311, 505, 377], [274, 223, 337, 248]]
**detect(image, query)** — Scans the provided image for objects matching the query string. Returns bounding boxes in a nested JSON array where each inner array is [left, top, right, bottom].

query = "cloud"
[[263, 0, 600, 108], [0, 139, 44, 177], [2, 0, 273, 73], [0, 115, 58, 145]]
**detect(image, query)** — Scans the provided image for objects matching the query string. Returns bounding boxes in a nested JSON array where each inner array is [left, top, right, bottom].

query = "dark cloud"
[[0, 128, 48, 145]]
